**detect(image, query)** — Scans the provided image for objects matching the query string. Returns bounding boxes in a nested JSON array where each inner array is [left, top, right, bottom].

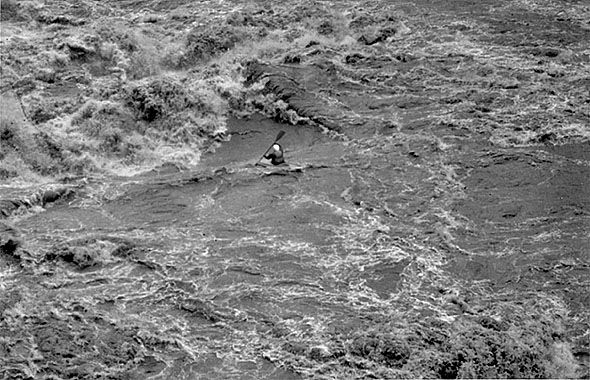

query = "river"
[[1, 0, 589, 378]]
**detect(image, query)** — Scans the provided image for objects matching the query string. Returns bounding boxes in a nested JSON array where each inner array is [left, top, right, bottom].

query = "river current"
[[1, 0, 589, 378]]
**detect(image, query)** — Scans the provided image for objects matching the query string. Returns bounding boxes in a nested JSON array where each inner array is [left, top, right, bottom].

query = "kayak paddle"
[[256, 130, 285, 165]]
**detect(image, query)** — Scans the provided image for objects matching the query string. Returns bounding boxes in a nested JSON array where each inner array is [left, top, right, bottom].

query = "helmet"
[[272, 144, 281, 151]]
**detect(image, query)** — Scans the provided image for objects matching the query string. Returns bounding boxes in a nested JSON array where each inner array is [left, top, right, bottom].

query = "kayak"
[[253, 162, 306, 175]]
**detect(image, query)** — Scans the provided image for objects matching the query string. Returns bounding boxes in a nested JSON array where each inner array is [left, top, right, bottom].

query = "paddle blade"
[[274, 130, 286, 142]]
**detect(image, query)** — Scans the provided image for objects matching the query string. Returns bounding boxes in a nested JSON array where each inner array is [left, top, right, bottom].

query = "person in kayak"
[[263, 143, 286, 166]]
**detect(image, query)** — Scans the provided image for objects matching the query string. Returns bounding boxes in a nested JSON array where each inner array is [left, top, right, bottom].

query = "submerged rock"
[[61, 36, 97, 59], [358, 26, 398, 45], [245, 61, 345, 131], [0, 186, 74, 219], [0, 221, 20, 256]]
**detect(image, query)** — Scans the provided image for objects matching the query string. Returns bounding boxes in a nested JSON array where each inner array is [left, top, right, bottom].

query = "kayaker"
[[263, 143, 286, 166]]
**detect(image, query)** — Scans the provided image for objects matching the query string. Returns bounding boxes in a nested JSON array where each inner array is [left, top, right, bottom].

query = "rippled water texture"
[[1, 0, 589, 379]]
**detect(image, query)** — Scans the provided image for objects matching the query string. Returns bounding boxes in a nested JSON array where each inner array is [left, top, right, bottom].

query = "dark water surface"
[[3, 114, 589, 378], [1, 0, 590, 378]]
